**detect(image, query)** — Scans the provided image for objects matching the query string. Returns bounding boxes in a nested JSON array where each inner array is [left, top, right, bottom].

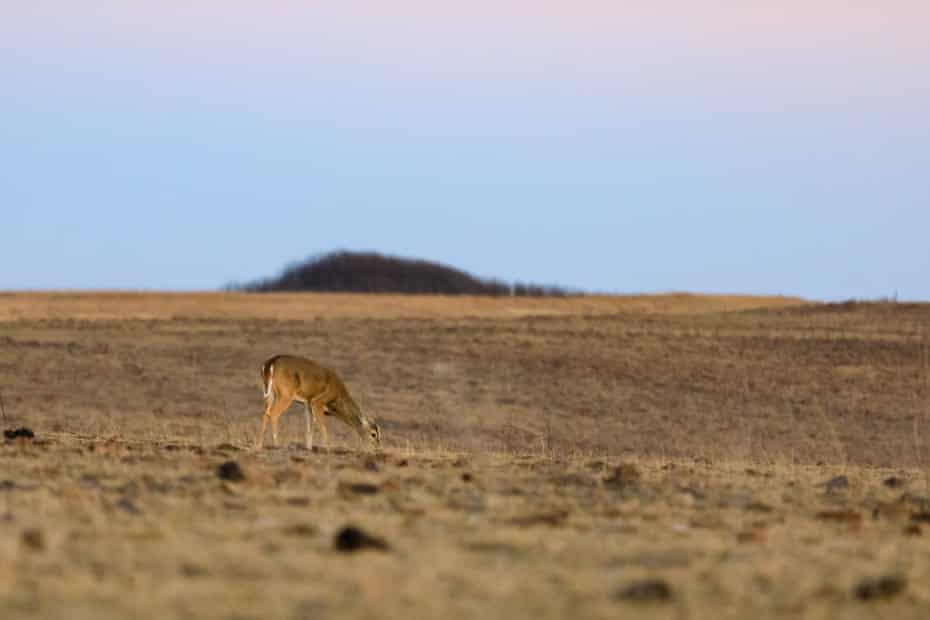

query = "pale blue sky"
[[2, 3, 928, 299]]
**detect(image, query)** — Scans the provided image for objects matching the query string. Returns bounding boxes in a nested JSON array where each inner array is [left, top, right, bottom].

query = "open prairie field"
[[1, 292, 929, 619]]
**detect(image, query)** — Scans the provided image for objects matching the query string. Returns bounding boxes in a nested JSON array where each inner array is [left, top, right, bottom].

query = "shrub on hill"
[[235, 251, 573, 297]]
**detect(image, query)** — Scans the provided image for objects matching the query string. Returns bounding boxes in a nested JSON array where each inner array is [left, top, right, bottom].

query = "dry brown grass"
[[0, 291, 805, 322], [1, 292, 929, 619]]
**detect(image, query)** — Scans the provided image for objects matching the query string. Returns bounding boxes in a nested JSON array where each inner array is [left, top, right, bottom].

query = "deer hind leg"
[[303, 403, 314, 451], [309, 397, 331, 450]]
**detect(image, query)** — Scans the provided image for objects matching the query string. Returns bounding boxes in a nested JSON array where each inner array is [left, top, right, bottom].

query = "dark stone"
[[116, 497, 141, 515], [614, 579, 673, 603], [339, 482, 379, 495], [744, 501, 774, 513], [815, 509, 862, 526], [509, 510, 570, 527], [334, 526, 389, 552], [4, 427, 35, 440], [21, 528, 44, 551], [823, 475, 849, 494], [883, 476, 906, 489], [854, 575, 906, 601], [180, 562, 208, 577], [216, 461, 246, 482]]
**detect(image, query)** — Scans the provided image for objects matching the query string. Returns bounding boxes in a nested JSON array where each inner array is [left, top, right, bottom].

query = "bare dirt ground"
[[1, 292, 929, 619]]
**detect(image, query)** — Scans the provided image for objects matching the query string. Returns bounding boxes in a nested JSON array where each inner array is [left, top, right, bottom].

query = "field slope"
[[1, 292, 929, 619]]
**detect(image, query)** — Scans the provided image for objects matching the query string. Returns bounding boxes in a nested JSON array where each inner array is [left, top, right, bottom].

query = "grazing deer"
[[256, 355, 381, 451]]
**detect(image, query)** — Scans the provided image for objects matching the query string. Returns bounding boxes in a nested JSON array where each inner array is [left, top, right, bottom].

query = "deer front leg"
[[271, 414, 280, 447], [258, 393, 291, 450], [255, 394, 274, 450], [255, 414, 269, 450]]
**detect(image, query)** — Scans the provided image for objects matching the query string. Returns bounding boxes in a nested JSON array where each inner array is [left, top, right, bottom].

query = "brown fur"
[[256, 354, 380, 450]]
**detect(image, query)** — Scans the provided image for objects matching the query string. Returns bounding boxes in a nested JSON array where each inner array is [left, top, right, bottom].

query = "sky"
[[2, 2, 928, 300]]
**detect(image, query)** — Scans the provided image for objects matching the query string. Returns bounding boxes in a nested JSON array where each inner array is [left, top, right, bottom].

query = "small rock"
[[883, 476, 906, 488], [904, 524, 922, 536], [4, 427, 35, 441], [216, 461, 246, 482], [614, 579, 673, 603], [737, 528, 767, 544], [339, 482, 379, 495], [79, 474, 101, 489], [21, 528, 44, 551], [334, 526, 389, 552], [823, 475, 849, 494], [116, 497, 141, 515], [179, 562, 208, 577], [462, 472, 474, 483], [362, 459, 379, 472], [744, 501, 774, 513], [854, 575, 906, 601], [396, 459, 409, 467]]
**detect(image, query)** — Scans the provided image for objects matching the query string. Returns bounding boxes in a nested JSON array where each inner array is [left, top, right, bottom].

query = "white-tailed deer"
[[256, 354, 381, 451]]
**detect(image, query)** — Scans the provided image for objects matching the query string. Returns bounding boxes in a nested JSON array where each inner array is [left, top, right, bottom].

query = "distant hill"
[[235, 251, 573, 296]]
